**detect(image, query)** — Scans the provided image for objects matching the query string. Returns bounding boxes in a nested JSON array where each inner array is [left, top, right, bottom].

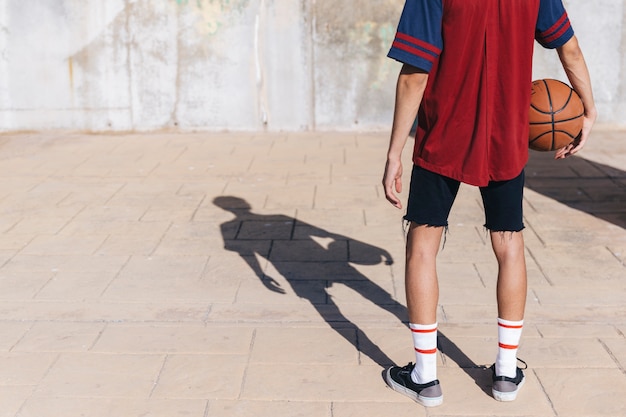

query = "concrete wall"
[[0, 0, 623, 132]]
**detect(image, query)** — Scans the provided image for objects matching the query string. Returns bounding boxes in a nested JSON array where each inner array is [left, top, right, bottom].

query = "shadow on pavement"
[[214, 196, 490, 396], [525, 152, 626, 229]]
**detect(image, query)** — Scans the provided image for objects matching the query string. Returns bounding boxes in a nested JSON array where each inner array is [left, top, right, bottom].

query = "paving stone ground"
[[0, 130, 624, 417]]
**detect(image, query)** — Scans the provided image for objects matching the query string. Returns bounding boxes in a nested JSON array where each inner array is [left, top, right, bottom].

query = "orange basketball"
[[529, 79, 584, 152]]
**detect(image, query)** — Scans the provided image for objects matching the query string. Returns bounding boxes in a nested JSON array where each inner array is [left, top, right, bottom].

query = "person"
[[381, 0, 597, 407]]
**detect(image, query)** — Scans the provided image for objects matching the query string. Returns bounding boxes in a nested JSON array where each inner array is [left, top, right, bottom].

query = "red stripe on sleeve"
[[395, 32, 441, 55], [392, 41, 437, 64], [543, 21, 571, 43], [540, 12, 569, 42]]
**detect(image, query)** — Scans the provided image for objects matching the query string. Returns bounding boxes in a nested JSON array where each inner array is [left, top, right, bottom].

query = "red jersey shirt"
[[388, 0, 575, 186]]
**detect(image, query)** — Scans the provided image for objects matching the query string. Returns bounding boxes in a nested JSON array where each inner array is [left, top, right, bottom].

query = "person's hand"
[[555, 108, 597, 159], [263, 276, 286, 294], [383, 157, 403, 209]]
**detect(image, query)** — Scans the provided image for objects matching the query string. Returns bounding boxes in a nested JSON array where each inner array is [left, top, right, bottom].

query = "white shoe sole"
[[385, 368, 443, 407], [492, 375, 525, 402]]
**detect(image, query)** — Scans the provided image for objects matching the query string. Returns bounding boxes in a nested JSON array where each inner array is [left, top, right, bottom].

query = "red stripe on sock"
[[411, 327, 437, 333], [415, 347, 437, 354], [498, 343, 519, 350], [498, 323, 523, 329]]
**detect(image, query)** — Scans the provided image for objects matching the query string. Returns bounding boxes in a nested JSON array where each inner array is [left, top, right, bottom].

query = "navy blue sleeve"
[[387, 0, 444, 72], [536, 0, 575, 49]]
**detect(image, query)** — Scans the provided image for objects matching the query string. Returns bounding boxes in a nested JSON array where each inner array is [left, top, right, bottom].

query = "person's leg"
[[480, 170, 527, 401], [490, 231, 527, 322], [405, 223, 444, 385], [405, 223, 444, 325], [384, 166, 459, 408]]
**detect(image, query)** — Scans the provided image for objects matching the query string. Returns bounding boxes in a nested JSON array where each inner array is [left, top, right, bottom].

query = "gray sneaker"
[[491, 359, 527, 401], [384, 363, 443, 407]]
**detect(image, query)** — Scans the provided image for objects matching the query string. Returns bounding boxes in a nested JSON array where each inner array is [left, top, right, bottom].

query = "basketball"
[[529, 79, 584, 152]]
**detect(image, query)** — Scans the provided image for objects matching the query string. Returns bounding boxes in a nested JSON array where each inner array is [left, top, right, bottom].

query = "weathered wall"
[[0, 0, 623, 132]]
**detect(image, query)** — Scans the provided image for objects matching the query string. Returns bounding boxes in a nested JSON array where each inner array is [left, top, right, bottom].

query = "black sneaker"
[[384, 363, 443, 407], [491, 359, 527, 401]]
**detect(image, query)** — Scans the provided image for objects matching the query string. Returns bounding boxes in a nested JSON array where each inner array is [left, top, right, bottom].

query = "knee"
[[406, 225, 445, 263], [490, 231, 525, 263]]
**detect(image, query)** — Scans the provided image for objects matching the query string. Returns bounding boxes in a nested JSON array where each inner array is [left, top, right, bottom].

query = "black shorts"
[[404, 165, 525, 232]]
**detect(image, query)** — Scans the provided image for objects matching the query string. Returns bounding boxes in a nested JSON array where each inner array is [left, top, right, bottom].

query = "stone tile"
[[161, 221, 227, 241], [313, 184, 381, 210], [34, 353, 164, 398], [362, 205, 406, 228], [0, 131, 622, 417], [0, 234, 32, 251], [535, 323, 622, 339], [151, 354, 247, 399], [35, 271, 118, 301], [325, 273, 400, 306], [439, 286, 495, 306], [295, 208, 365, 228], [208, 400, 330, 417], [437, 304, 499, 324], [2, 254, 129, 274], [12, 322, 105, 352], [535, 368, 626, 416], [103, 273, 239, 303], [18, 398, 208, 417], [4, 208, 85, 235], [242, 364, 400, 402], [599, 338, 626, 369], [18, 234, 107, 256], [525, 303, 626, 322], [208, 301, 330, 325], [103, 182, 189, 207], [527, 264, 624, 288], [0, 352, 58, 385], [52, 182, 127, 208], [0, 386, 33, 417], [517, 338, 616, 368], [332, 401, 426, 417], [102, 255, 211, 301], [348, 238, 397, 265], [428, 367, 555, 416], [95, 235, 162, 256], [436, 245, 497, 264], [475, 258, 552, 288], [155, 235, 251, 256], [607, 244, 626, 264], [436, 337, 498, 369], [532, 286, 626, 306], [0, 322, 33, 351], [94, 325, 254, 354], [269, 240, 348, 262], [264, 260, 373, 281], [250, 327, 359, 364], [0, 271, 53, 299], [0, 300, 208, 322], [286, 168, 332, 186], [71, 204, 149, 223], [58, 219, 171, 238], [235, 276, 328, 305]]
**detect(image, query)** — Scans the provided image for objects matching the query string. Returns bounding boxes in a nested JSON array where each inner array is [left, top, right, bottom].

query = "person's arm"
[[555, 35, 598, 159], [383, 64, 429, 209]]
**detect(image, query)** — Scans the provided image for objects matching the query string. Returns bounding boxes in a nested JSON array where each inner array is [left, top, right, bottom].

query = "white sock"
[[496, 318, 524, 378], [409, 322, 438, 384]]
